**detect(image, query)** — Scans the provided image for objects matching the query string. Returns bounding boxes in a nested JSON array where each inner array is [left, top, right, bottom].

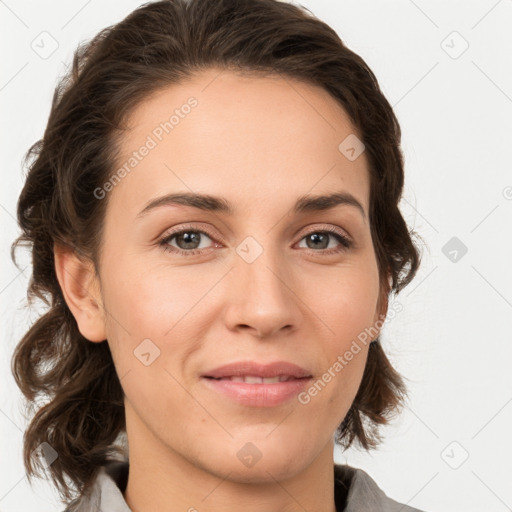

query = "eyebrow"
[[136, 191, 366, 221]]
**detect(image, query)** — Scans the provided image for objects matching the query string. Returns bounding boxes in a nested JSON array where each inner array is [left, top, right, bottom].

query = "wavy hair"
[[11, 0, 422, 505]]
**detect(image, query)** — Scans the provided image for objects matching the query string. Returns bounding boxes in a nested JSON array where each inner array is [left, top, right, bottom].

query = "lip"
[[201, 360, 312, 379], [201, 360, 313, 407]]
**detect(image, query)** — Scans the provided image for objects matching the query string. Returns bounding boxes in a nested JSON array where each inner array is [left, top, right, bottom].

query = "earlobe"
[[53, 243, 107, 343]]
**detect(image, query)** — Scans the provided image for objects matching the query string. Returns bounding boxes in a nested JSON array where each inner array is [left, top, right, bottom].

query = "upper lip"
[[202, 361, 312, 379]]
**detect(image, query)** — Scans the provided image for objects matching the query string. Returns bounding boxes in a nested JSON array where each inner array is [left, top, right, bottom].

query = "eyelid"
[[160, 222, 220, 241], [295, 223, 352, 242]]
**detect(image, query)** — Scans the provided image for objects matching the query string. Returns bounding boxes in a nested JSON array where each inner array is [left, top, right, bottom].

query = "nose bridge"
[[226, 231, 300, 336]]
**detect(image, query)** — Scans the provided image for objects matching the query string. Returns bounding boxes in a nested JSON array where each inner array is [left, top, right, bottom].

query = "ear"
[[54, 243, 107, 343]]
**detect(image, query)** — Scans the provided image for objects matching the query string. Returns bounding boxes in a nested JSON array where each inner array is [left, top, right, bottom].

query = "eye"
[[157, 224, 352, 257], [158, 225, 218, 257], [296, 226, 352, 255]]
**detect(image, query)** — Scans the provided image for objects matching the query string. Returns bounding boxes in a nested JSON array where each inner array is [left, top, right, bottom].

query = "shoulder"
[[334, 464, 427, 512], [61, 459, 130, 512]]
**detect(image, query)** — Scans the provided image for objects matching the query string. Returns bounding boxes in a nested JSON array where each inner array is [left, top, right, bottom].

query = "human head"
[[11, 0, 421, 503]]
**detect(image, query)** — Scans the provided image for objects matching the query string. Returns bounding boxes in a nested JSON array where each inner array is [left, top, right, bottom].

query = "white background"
[[1, 1, 511, 511]]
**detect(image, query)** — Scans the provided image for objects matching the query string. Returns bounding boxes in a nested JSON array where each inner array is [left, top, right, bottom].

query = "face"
[[89, 69, 385, 482]]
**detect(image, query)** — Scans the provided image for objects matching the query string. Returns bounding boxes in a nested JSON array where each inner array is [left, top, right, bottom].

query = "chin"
[[204, 436, 310, 483], [220, 457, 305, 484]]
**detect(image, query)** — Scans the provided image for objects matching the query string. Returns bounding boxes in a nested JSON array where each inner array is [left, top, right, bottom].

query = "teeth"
[[219, 375, 295, 384]]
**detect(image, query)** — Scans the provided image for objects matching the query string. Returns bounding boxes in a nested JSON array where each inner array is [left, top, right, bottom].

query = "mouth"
[[201, 375, 312, 407], [201, 360, 312, 380], [203, 375, 309, 384], [200, 361, 313, 407]]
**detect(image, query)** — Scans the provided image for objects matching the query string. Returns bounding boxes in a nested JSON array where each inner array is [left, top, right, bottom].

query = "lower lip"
[[201, 377, 312, 407]]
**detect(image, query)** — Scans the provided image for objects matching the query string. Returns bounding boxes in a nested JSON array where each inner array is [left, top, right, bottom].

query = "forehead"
[[107, 68, 370, 218]]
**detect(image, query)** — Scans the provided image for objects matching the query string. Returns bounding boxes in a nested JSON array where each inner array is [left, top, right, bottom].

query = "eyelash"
[[157, 224, 352, 257]]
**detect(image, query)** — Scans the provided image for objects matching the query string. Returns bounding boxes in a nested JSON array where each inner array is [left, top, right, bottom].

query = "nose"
[[223, 243, 303, 339]]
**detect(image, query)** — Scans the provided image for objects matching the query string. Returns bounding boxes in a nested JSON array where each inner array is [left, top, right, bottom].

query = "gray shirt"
[[64, 460, 426, 512]]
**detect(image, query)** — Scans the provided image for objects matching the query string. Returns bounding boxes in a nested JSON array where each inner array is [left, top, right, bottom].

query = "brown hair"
[[11, 0, 421, 506]]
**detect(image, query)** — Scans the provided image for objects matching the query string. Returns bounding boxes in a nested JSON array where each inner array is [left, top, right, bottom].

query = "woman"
[[11, 0, 424, 510]]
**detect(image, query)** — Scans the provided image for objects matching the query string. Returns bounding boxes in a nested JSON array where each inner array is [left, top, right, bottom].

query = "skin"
[[55, 68, 388, 512]]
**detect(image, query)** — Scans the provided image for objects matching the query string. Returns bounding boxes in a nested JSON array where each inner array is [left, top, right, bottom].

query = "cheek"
[[102, 257, 208, 335], [99, 266, 203, 420], [295, 266, 378, 413], [100, 259, 218, 386], [320, 265, 380, 344]]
